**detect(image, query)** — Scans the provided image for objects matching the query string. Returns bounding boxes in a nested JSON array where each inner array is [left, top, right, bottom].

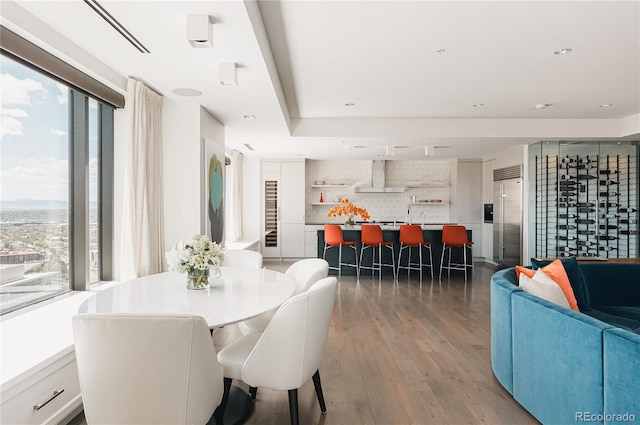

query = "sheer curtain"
[[127, 78, 165, 276], [233, 150, 243, 241]]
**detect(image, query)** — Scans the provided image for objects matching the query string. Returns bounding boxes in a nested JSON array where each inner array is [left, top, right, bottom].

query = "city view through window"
[[0, 55, 100, 313]]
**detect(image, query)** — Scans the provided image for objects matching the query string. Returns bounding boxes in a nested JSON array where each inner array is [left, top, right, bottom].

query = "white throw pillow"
[[519, 268, 571, 309]]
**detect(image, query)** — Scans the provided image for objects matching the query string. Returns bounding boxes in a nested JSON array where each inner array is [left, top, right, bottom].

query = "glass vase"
[[186, 268, 210, 290]]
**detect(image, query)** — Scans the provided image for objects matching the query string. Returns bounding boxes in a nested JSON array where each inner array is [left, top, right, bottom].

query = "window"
[[0, 53, 114, 314]]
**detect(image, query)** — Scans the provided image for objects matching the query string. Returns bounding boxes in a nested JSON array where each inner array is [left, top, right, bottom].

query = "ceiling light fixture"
[[172, 88, 202, 97], [424, 146, 435, 156], [344, 103, 355, 107], [219, 62, 238, 86], [535, 103, 552, 109], [187, 15, 213, 48], [473, 103, 485, 108], [242, 114, 256, 120], [554, 48, 573, 55], [599, 103, 613, 108], [243, 143, 254, 151], [436, 48, 446, 54]]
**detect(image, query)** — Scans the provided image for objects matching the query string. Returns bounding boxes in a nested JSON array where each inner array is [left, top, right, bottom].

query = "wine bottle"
[[559, 214, 577, 219], [578, 230, 596, 235], [620, 230, 638, 235], [619, 208, 638, 213], [576, 219, 595, 224], [559, 180, 578, 185], [620, 219, 638, 224], [600, 202, 619, 208], [559, 225, 577, 230], [577, 202, 595, 207], [561, 157, 577, 163], [561, 191, 577, 196], [557, 235, 577, 241], [576, 174, 597, 180], [599, 224, 618, 230], [599, 169, 620, 175], [556, 246, 573, 252], [599, 180, 619, 186], [598, 235, 618, 240], [600, 213, 620, 219], [599, 192, 619, 197], [577, 207, 596, 213], [576, 240, 593, 246], [599, 246, 617, 251]]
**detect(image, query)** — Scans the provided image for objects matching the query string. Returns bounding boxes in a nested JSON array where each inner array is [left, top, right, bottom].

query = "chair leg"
[[463, 244, 468, 281], [338, 245, 342, 279], [288, 389, 300, 425], [312, 369, 327, 412], [213, 377, 233, 424], [418, 245, 423, 282], [429, 246, 434, 279], [249, 386, 257, 400], [439, 244, 446, 280]]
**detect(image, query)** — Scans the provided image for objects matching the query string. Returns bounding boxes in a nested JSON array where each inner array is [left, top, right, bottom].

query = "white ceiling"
[[3, 0, 639, 160]]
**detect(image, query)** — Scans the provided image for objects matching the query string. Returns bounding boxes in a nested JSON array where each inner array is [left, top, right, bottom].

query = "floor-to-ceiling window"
[[0, 49, 115, 314]]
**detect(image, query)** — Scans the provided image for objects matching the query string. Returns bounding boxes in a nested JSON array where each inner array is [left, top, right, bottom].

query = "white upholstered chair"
[[217, 276, 338, 425], [72, 314, 224, 425], [237, 258, 329, 335], [223, 249, 263, 268]]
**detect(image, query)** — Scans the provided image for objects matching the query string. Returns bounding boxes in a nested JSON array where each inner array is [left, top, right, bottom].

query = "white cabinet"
[[261, 160, 305, 258], [305, 225, 323, 258], [1, 353, 82, 425]]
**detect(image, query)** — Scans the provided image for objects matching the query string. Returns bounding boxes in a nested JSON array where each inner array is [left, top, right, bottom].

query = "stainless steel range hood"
[[354, 160, 405, 193]]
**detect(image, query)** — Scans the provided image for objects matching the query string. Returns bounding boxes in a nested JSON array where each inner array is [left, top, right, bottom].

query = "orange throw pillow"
[[539, 259, 579, 311], [516, 265, 535, 280], [515, 260, 579, 311]]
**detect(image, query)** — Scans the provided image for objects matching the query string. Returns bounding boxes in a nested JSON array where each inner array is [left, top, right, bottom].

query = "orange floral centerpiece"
[[327, 198, 370, 226]]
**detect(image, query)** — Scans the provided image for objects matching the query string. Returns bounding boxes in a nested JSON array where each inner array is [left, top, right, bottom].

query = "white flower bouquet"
[[166, 234, 226, 289]]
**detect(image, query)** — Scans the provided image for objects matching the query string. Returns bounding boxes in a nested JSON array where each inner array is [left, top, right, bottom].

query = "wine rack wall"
[[535, 152, 639, 259]]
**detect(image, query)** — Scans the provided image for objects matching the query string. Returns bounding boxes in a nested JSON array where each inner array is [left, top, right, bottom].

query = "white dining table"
[[78, 267, 296, 328]]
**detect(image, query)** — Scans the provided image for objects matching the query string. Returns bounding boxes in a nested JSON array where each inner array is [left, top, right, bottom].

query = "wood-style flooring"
[[213, 262, 537, 425], [70, 262, 537, 425]]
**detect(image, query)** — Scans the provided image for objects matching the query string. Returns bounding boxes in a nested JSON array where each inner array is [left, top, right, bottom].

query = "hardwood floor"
[[212, 261, 537, 425], [70, 261, 537, 425]]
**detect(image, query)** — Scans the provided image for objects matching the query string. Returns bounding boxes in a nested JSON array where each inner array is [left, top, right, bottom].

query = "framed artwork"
[[201, 137, 224, 244]]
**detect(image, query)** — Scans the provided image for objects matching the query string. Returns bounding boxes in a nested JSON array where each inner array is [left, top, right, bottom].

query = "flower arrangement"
[[327, 198, 370, 226], [166, 234, 226, 289]]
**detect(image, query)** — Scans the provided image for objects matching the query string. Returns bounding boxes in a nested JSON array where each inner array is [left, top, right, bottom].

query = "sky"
[[1, 54, 98, 202]]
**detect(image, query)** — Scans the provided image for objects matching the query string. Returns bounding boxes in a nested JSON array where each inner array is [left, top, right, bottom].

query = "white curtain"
[[127, 78, 165, 277], [232, 150, 243, 241]]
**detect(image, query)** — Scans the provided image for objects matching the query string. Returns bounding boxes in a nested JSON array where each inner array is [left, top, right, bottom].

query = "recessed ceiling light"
[[553, 47, 573, 56], [344, 103, 355, 107], [535, 103, 553, 109], [599, 103, 613, 108], [243, 143, 254, 151], [554, 48, 573, 55], [172, 88, 202, 97], [242, 114, 256, 120], [436, 48, 446, 54], [473, 103, 485, 108]]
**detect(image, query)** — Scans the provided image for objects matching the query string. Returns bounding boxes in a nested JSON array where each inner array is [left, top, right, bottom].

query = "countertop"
[[307, 222, 457, 230]]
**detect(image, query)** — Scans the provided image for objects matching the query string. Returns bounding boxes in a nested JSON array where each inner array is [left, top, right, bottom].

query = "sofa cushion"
[[532, 256, 587, 311], [586, 306, 640, 334], [519, 269, 571, 309]]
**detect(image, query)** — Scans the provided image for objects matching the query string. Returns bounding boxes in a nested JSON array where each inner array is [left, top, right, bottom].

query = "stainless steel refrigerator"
[[493, 165, 523, 266]]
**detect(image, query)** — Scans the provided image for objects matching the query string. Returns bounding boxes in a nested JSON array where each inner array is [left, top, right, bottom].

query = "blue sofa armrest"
[[511, 291, 614, 425], [490, 268, 521, 395], [603, 328, 640, 425]]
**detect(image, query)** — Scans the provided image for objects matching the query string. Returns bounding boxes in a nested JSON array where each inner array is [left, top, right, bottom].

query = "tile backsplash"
[[306, 159, 452, 224]]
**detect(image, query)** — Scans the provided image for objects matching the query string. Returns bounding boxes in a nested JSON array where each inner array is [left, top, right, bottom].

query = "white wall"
[[162, 100, 201, 250], [481, 145, 527, 262]]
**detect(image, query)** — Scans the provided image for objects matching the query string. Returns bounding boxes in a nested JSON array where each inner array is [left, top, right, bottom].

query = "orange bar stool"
[[439, 225, 474, 281], [323, 224, 359, 279], [397, 224, 433, 281], [358, 224, 396, 280]]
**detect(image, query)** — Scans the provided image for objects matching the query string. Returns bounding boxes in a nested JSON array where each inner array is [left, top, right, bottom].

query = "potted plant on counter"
[[327, 198, 370, 227]]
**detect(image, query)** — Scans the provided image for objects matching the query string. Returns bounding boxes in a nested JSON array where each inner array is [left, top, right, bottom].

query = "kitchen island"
[[316, 224, 472, 277]]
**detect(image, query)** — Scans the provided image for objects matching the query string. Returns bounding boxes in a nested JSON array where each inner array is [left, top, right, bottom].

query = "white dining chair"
[[72, 314, 224, 425], [223, 249, 263, 268], [216, 276, 338, 425], [237, 258, 329, 335]]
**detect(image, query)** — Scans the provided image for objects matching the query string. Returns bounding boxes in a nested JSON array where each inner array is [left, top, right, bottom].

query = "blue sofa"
[[491, 262, 640, 425]]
